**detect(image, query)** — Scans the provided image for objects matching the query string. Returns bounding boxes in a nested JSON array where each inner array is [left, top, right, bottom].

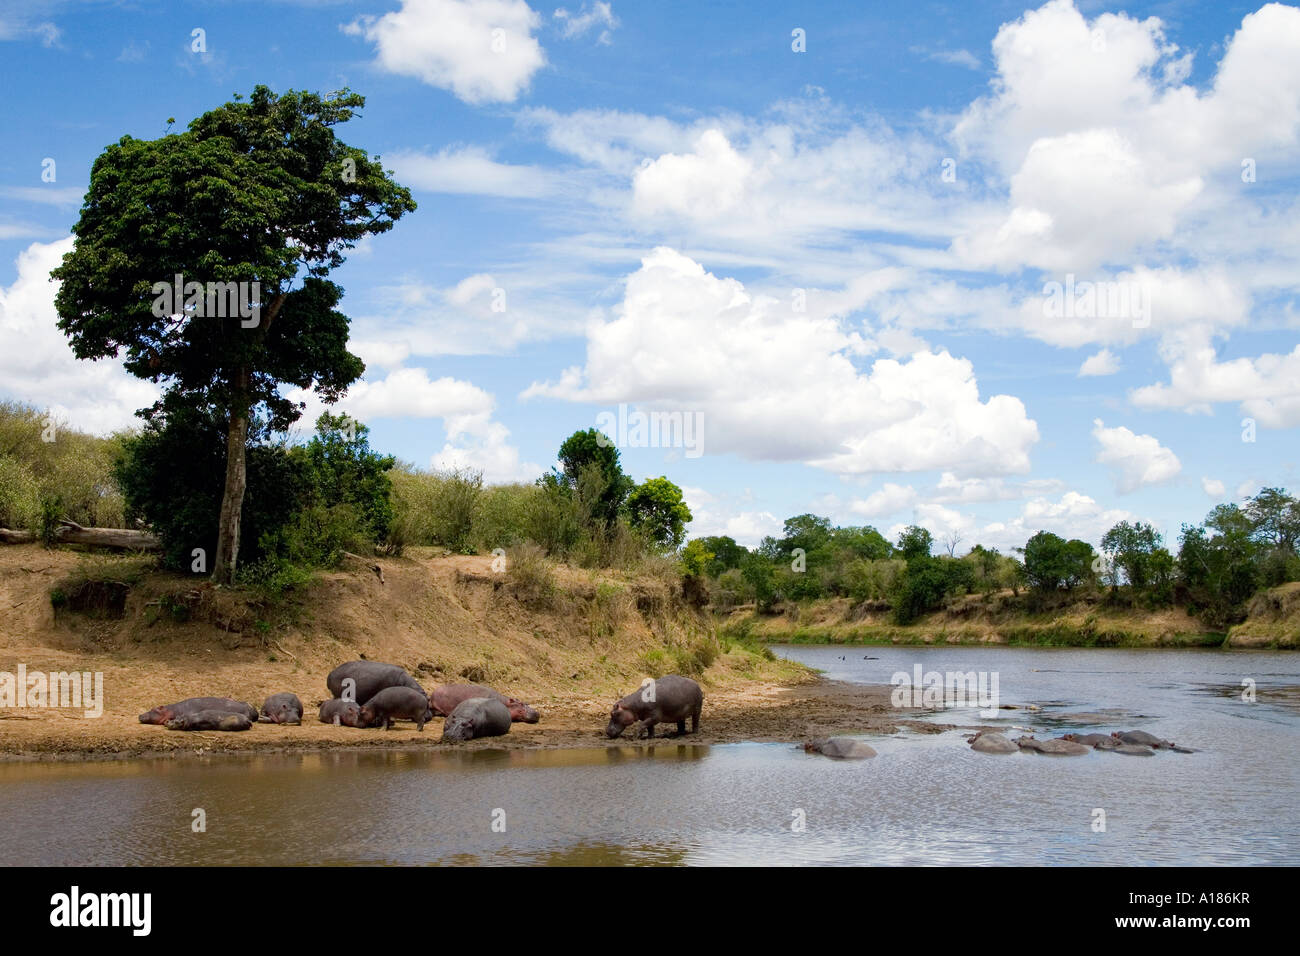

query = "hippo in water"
[[441, 697, 512, 743], [165, 710, 253, 732], [259, 693, 303, 724], [1063, 732, 1120, 750], [359, 687, 434, 731], [968, 730, 1018, 754], [804, 737, 876, 759], [139, 697, 258, 725], [326, 661, 426, 706], [606, 675, 704, 740], [318, 699, 371, 728], [1015, 735, 1090, 755], [429, 684, 540, 723], [1111, 730, 1181, 750]]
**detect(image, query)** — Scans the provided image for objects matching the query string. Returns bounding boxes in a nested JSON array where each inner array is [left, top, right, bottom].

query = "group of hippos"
[[966, 728, 1196, 756], [137, 661, 707, 745]]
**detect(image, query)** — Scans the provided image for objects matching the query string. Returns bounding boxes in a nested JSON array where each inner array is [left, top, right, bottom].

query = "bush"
[[389, 466, 483, 553], [472, 483, 538, 553], [508, 542, 557, 607], [0, 454, 41, 530]]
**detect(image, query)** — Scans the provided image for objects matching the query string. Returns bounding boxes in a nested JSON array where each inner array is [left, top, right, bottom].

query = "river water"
[[1, 646, 1296, 865]]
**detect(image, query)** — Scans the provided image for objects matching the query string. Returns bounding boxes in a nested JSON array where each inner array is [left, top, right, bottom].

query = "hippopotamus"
[[429, 684, 540, 723], [326, 661, 426, 705], [804, 737, 876, 759], [441, 697, 512, 743], [1112, 730, 1177, 749], [165, 710, 254, 732], [1063, 732, 1120, 750], [969, 730, 1018, 754], [259, 693, 303, 724], [358, 686, 433, 731], [318, 698, 371, 728], [605, 675, 704, 740], [139, 697, 259, 725], [1015, 735, 1090, 755], [1113, 743, 1156, 756]]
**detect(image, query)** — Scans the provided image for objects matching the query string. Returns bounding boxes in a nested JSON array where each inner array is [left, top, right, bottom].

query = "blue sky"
[[1, 0, 1298, 553]]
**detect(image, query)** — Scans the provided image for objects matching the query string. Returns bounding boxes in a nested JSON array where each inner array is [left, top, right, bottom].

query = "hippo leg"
[[691, 712, 699, 734], [333, 716, 341, 727], [639, 719, 655, 739], [385, 717, 394, 730], [676, 719, 687, 736], [416, 714, 425, 732]]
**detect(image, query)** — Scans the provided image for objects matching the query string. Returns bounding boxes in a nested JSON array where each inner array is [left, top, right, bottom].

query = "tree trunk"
[[212, 369, 251, 585], [0, 523, 160, 550]]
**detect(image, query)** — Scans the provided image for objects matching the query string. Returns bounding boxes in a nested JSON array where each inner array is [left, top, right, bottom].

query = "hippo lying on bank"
[[359, 687, 434, 731], [326, 661, 426, 706], [318, 699, 372, 728], [968, 730, 1018, 754], [1015, 735, 1090, 756], [259, 693, 303, 724], [441, 697, 512, 743], [139, 697, 259, 725], [429, 684, 540, 723], [804, 737, 876, 759], [606, 675, 704, 740], [165, 710, 254, 732]]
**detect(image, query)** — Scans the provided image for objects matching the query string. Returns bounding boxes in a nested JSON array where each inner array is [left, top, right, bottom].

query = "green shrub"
[[508, 542, 557, 607]]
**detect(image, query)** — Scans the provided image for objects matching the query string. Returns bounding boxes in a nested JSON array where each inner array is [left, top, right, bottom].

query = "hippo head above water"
[[606, 702, 637, 739]]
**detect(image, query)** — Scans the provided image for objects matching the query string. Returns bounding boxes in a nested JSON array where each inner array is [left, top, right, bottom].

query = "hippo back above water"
[[326, 661, 425, 705], [805, 737, 876, 759], [606, 674, 703, 740], [441, 697, 512, 743], [139, 697, 259, 725], [429, 684, 539, 723]]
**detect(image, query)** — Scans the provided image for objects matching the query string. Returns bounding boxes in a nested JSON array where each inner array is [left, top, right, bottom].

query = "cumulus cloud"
[[1079, 348, 1120, 377], [850, 483, 917, 518], [1092, 418, 1182, 493], [523, 248, 1039, 477], [1202, 477, 1226, 498], [0, 238, 158, 434], [344, 0, 545, 105], [1130, 339, 1300, 427]]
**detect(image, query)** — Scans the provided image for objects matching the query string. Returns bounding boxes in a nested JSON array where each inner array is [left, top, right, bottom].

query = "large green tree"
[[52, 85, 415, 583], [625, 476, 692, 550]]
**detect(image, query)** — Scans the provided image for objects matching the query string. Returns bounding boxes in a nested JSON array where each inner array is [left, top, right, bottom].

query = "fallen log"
[[0, 519, 160, 551]]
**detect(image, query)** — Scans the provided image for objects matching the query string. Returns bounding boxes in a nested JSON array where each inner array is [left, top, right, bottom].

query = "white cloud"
[[1130, 339, 1300, 427], [1202, 477, 1226, 498], [632, 129, 754, 221], [1092, 418, 1181, 493], [523, 248, 1039, 477], [1079, 348, 1120, 376], [387, 146, 561, 199], [850, 483, 917, 518], [345, 0, 546, 105], [554, 2, 617, 43], [0, 238, 158, 435]]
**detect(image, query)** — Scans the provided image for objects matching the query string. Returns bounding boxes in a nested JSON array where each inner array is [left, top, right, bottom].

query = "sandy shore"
[[0, 677, 949, 762]]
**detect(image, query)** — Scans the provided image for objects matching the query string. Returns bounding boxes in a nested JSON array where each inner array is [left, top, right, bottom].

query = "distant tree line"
[[680, 488, 1300, 628]]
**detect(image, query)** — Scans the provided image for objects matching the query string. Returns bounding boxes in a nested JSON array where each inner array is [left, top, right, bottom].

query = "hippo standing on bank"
[[605, 674, 704, 740], [318, 699, 371, 728], [968, 730, 1019, 754], [259, 693, 303, 724], [165, 710, 253, 732], [358, 687, 434, 731], [139, 697, 259, 725], [441, 697, 512, 743], [804, 737, 876, 759], [429, 684, 540, 723], [326, 661, 426, 705]]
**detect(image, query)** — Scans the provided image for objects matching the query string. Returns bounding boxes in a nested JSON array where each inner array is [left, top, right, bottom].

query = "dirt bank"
[[0, 544, 937, 760]]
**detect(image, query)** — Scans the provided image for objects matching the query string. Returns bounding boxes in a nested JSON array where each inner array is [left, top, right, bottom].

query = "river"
[[1, 645, 1296, 865]]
